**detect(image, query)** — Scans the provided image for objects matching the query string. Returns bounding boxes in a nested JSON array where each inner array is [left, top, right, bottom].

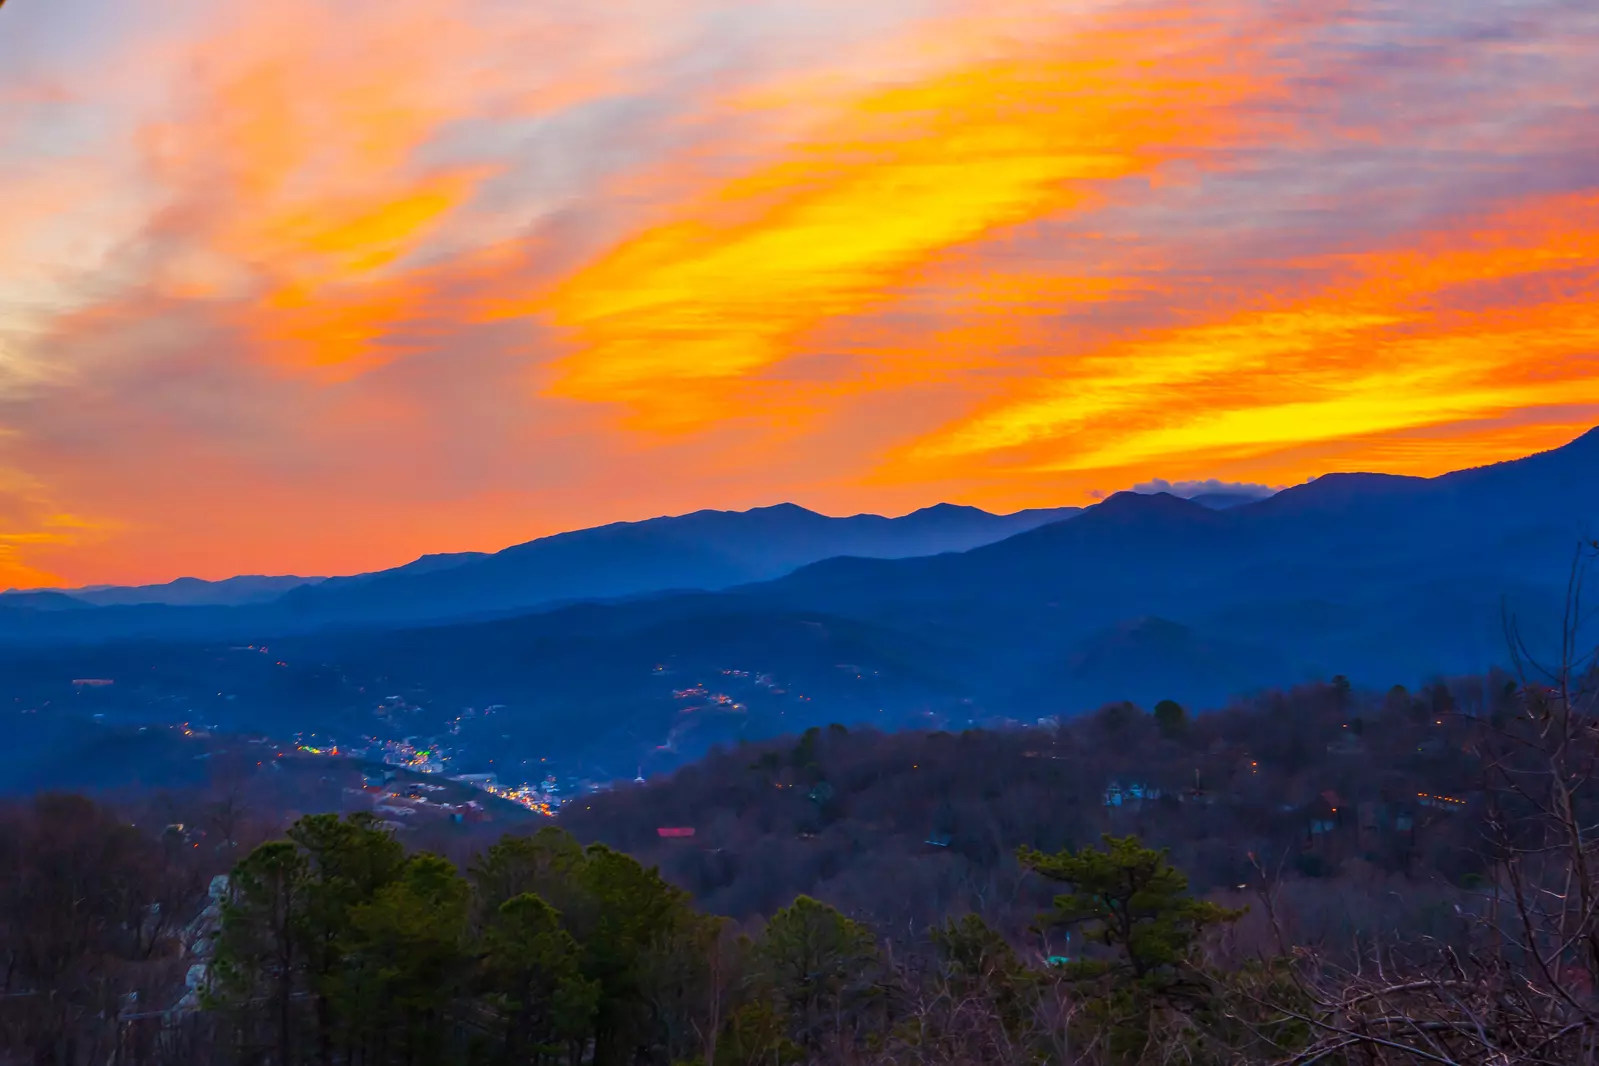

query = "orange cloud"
[[0, 466, 119, 589], [541, 2, 1283, 433], [3, 0, 1598, 588], [118, 0, 665, 379], [896, 191, 1599, 487]]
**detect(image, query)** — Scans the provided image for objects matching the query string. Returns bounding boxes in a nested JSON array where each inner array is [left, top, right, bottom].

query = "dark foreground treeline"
[[0, 801, 1347, 1066], [5, 653, 1599, 1064]]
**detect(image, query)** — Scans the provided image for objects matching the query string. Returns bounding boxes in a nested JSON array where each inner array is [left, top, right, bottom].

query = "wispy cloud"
[[542, 1, 1282, 433], [0, 0, 1596, 585], [901, 191, 1599, 482]]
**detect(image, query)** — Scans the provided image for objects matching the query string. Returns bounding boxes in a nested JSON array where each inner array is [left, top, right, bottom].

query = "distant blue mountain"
[[738, 426, 1599, 708], [4, 429, 1597, 772], [0, 589, 98, 611], [4, 427, 1598, 726], [0, 501, 1082, 639], [259, 501, 1083, 626], [1187, 491, 1269, 510], [41, 574, 327, 607]]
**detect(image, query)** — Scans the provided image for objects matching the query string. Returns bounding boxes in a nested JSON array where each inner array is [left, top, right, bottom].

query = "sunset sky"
[[2, 0, 1597, 588]]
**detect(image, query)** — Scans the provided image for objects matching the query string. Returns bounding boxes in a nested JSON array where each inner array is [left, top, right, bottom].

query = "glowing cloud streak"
[[544, 5, 1277, 432], [0, 0, 1597, 587], [903, 193, 1599, 477]]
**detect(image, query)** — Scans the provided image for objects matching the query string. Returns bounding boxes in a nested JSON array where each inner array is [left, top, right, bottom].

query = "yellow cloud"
[[543, 7, 1272, 432], [897, 193, 1599, 477], [279, 179, 470, 276]]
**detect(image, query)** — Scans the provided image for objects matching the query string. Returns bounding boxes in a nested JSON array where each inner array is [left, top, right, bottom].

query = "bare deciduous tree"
[[1249, 541, 1599, 1066]]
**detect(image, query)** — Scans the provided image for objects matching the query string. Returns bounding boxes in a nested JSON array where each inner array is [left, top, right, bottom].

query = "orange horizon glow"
[[0, 0, 1596, 589]]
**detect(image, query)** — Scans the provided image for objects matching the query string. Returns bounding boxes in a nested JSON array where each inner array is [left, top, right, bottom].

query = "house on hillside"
[[1306, 790, 1343, 841], [1104, 781, 1161, 809]]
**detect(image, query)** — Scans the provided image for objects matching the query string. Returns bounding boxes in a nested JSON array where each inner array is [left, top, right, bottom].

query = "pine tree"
[[1019, 834, 1240, 991], [754, 895, 881, 1053], [482, 893, 598, 1064], [1153, 699, 1187, 739]]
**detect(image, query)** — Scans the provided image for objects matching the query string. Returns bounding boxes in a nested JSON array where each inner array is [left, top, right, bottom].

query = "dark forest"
[[6, 619, 1599, 1066]]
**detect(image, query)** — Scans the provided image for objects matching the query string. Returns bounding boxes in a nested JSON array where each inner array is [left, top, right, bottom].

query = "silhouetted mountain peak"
[[1089, 491, 1218, 522], [1560, 425, 1599, 450], [905, 502, 987, 518], [1249, 472, 1427, 516], [409, 552, 485, 568], [14, 573, 326, 608], [1499, 424, 1599, 462], [235, 498, 1099, 628], [1306, 471, 1424, 491], [743, 502, 822, 517], [971, 491, 1219, 565], [1438, 424, 1599, 490], [0, 590, 93, 611]]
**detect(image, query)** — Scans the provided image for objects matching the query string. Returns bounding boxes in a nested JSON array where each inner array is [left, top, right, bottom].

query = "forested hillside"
[[5, 639, 1599, 1064], [560, 675, 1494, 936]]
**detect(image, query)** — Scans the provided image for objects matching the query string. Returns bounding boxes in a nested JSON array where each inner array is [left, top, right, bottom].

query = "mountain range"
[[4, 427, 1597, 771], [736, 426, 1599, 702], [0, 501, 1082, 636]]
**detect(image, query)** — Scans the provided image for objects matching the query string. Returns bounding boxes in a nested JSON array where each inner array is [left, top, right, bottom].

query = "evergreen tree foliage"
[[1152, 699, 1186, 739], [482, 893, 598, 1064], [752, 895, 882, 1053], [1018, 834, 1241, 991]]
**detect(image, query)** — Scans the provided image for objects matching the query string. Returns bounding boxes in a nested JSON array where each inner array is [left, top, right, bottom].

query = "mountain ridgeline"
[[0, 502, 1082, 635], [2, 429, 1598, 773]]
